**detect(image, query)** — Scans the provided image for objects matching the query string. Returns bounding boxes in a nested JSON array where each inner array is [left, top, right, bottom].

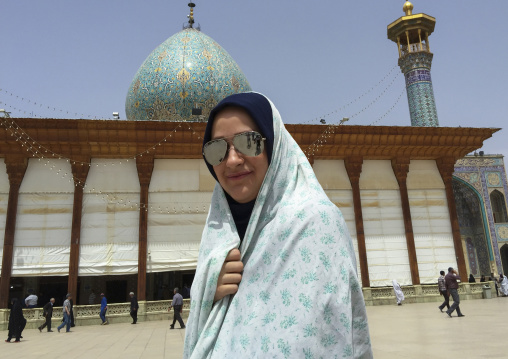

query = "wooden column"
[[392, 158, 420, 285], [344, 157, 370, 288], [0, 156, 28, 308], [67, 158, 90, 299], [136, 156, 154, 301], [437, 157, 467, 277]]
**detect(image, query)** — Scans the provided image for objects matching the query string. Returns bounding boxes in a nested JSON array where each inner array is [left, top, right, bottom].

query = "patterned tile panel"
[[496, 224, 508, 242], [399, 51, 438, 127], [125, 28, 251, 122]]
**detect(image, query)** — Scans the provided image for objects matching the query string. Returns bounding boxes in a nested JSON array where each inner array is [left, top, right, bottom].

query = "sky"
[[1, 0, 507, 157]]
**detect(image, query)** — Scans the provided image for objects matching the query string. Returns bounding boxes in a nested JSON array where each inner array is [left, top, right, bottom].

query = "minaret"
[[388, 1, 439, 127]]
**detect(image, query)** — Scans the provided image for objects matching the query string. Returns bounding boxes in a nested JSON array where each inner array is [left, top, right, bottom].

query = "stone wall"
[[363, 282, 496, 306], [0, 282, 497, 330]]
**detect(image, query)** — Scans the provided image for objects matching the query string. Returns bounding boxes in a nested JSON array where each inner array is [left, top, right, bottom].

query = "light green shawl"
[[184, 94, 372, 358]]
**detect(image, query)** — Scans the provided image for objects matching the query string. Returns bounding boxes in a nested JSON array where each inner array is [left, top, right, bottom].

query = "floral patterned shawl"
[[184, 93, 372, 358]]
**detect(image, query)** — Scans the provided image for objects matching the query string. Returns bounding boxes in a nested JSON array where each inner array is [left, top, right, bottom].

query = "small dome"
[[126, 28, 251, 122]]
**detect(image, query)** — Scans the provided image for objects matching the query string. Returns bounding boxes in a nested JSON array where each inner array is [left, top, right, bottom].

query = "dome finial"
[[403, 1, 413, 16], [187, 2, 196, 28]]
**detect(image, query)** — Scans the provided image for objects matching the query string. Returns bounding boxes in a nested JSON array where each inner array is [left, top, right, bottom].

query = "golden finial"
[[187, 2, 195, 28], [403, 1, 413, 16]]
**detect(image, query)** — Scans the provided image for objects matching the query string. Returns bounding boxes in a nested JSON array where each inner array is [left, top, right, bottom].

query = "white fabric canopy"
[[147, 159, 214, 273], [79, 159, 140, 275], [360, 160, 411, 286], [314, 160, 361, 277], [12, 159, 74, 276], [408, 160, 457, 283]]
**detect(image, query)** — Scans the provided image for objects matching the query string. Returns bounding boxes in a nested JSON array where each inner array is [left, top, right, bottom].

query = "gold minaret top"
[[403, 1, 414, 16]]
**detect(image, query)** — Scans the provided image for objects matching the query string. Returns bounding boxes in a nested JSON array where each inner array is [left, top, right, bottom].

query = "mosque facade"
[[0, 2, 507, 308]]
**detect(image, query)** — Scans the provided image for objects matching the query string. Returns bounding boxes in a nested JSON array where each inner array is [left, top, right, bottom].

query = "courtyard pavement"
[[2, 297, 506, 358]]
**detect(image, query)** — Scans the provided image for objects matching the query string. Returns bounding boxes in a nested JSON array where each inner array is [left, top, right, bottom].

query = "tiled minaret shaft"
[[388, 1, 439, 127]]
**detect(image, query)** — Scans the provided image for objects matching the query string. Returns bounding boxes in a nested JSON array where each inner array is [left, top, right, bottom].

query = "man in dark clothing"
[[39, 298, 55, 332], [445, 267, 465, 318], [169, 287, 185, 329], [437, 270, 450, 312], [129, 292, 139, 324]]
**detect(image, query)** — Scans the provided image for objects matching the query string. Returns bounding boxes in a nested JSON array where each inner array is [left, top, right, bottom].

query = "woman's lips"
[[226, 171, 252, 180]]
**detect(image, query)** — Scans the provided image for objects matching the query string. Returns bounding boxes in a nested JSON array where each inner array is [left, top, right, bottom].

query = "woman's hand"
[[214, 248, 243, 303]]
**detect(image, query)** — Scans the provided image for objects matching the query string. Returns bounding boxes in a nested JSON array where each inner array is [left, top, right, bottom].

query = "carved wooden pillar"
[[392, 158, 420, 285], [136, 156, 154, 301], [67, 158, 90, 299], [437, 157, 467, 277], [344, 157, 370, 288], [0, 156, 28, 308]]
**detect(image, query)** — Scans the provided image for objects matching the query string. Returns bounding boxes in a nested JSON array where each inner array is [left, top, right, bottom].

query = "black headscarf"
[[202, 93, 275, 240]]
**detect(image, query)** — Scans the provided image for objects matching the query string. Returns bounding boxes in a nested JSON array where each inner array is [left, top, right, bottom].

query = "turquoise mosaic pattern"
[[126, 28, 251, 122], [399, 52, 439, 127]]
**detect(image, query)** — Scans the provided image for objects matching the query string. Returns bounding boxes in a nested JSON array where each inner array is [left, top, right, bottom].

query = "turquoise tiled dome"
[[125, 28, 251, 122]]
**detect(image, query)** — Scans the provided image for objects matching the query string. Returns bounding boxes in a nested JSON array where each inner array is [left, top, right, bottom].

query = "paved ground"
[[2, 297, 506, 358]]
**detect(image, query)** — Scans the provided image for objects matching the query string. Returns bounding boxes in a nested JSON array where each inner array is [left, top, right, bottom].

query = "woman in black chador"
[[5, 298, 26, 342]]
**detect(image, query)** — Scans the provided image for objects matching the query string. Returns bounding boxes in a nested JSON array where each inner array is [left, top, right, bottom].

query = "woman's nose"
[[225, 145, 244, 167]]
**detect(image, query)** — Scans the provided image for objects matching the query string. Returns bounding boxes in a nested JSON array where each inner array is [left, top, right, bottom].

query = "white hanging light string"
[[304, 85, 405, 158], [0, 117, 212, 214], [0, 89, 101, 119], [303, 64, 399, 124], [0, 117, 184, 167]]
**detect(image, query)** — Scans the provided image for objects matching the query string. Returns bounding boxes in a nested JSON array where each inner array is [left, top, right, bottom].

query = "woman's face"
[[211, 107, 269, 203]]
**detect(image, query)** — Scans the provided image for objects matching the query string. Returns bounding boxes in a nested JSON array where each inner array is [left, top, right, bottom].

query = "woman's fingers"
[[214, 284, 239, 302], [214, 249, 243, 303], [225, 248, 241, 262], [223, 260, 243, 274], [220, 273, 242, 285]]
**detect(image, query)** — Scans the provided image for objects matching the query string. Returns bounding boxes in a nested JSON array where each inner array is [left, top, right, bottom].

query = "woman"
[[480, 275, 486, 282], [5, 298, 26, 343], [468, 274, 476, 283], [184, 93, 372, 358], [499, 274, 508, 296], [392, 279, 404, 306]]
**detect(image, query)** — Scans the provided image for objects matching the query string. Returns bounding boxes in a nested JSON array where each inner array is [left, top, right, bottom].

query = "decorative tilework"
[[454, 158, 508, 273], [465, 237, 478, 275], [455, 158, 502, 167], [398, 52, 438, 127], [125, 28, 251, 122], [496, 224, 508, 242], [486, 172, 502, 187]]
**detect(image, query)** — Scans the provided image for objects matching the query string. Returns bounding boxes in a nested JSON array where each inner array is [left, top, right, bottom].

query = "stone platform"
[[1, 297, 506, 358]]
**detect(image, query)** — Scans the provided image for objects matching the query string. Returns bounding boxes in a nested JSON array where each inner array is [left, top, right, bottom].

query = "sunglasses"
[[203, 131, 266, 166]]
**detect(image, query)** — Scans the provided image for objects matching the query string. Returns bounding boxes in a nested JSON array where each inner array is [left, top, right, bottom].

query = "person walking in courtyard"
[[100, 293, 108, 325], [437, 270, 450, 312], [499, 273, 508, 296], [392, 279, 405, 305], [129, 292, 139, 324], [445, 267, 465, 318], [39, 298, 55, 332], [57, 294, 72, 333], [5, 298, 26, 342], [169, 287, 185, 329]]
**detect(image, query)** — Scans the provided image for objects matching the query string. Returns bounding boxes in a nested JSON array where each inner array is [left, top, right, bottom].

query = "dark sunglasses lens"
[[234, 132, 264, 157], [203, 140, 228, 166]]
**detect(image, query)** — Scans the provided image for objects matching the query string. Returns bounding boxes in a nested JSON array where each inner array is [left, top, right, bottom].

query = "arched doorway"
[[501, 244, 508, 276], [490, 190, 508, 223], [452, 178, 491, 276]]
